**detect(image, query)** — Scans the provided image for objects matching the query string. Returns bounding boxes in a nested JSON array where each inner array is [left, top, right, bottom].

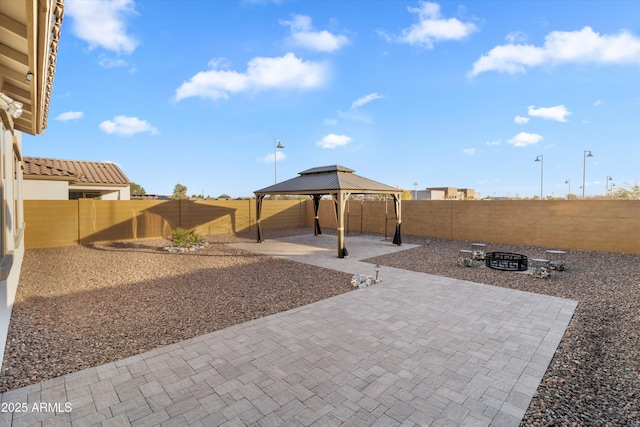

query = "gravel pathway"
[[1, 228, 638, 426]]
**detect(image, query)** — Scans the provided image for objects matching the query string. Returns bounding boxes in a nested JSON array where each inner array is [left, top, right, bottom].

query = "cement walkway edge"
[[1, 235, 578, 426]]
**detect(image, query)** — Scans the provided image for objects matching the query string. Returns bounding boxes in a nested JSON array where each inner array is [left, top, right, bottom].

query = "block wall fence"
[[24, 199, 639, 254]]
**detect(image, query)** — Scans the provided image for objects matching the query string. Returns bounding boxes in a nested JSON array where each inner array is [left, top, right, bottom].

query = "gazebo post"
[[256, 195, 264, 243], [335, 191, 350, 258], [392, 193, 402, 246], [313, 195, 322, 236]]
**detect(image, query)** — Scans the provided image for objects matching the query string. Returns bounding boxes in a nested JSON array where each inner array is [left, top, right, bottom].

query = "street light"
[[565, 179, 571, 199], [413, 182, 418, 200], [534, 155, 543, 199], [582, 150, 594, 199], [606, 176, 613, 197], [274, 138, 284, 184]]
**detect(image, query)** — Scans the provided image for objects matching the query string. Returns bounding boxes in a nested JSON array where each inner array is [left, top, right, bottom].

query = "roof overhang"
[[0, 0, 64, 135], [24, 174, 75, 182]]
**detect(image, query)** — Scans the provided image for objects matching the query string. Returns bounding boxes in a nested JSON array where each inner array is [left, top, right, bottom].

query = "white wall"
[[71, 185, 130, 200], [23, 179, 69, 200], [0, 127, 25, 370]]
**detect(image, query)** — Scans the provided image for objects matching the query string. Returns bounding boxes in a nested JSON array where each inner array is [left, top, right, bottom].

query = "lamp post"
[[582, 150, 594, 199], [606, 176, 613, 197], [274, 138, 284, 184], [565, 179, 571, 199], [413, 182, 418, 200], [534, 155, 543, 199]]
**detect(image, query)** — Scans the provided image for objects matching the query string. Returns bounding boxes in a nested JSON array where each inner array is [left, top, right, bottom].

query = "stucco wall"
[[23, 179, 69, 200]]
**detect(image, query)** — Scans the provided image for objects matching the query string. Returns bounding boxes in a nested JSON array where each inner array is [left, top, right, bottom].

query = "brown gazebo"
[[254, 165, 403, 258]]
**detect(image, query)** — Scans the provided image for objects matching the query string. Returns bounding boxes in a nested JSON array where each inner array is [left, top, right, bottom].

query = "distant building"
[[23, 157, 131, 200], [416, 187, 481, 200]]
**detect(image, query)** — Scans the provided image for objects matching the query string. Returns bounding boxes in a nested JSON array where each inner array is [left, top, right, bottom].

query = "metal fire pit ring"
[[485, 252, 528, 271]]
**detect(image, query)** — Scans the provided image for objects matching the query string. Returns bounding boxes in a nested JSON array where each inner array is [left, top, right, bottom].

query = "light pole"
[[582, 150, 594, 199], [606, 176, 613, 197], [274, 138, 284, 184], [565, 179, 571, 199], [534, 155, 543, 199], [413, 182, 418, 200]]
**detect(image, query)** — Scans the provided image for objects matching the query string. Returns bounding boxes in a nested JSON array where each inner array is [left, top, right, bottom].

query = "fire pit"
[[485, 252, 528, 271]]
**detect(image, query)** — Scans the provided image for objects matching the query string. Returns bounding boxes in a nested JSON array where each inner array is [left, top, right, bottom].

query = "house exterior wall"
[[70, 185, 130, 200], [23, 179, 69, 200], [22, 181, 131, 200], [0, 127, 26, 373]]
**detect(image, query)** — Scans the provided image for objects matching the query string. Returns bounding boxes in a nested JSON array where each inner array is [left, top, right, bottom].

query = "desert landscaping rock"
[[1, 228, 638, 426]]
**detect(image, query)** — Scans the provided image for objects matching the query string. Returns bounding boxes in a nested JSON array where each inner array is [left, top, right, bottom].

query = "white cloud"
[[507, 132, 543, 147], [486, 139, 501, 146], [99, 115, 159, 136], [593, 99, 604, 106], [259, 151, 286, 162], [55, 111, 84, 121], [505, 31, 527, 44], [463, 148, 476, 155], [351, 93, 384, 110], [324, 118, 338, 126], [98, 57, 136, 72], [175, 53, 328, 101], [528, 105, 571, 122], [317, 134, 352, 149], [514, 115, 529, 124], [280, 14, 349, 52], [395, 1, 477, 48], [65, 0, 138, 54], [470, 26, 640, 76]]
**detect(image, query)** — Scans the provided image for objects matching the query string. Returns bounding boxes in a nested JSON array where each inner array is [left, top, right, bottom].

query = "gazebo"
[[254, 165, 403, 258]]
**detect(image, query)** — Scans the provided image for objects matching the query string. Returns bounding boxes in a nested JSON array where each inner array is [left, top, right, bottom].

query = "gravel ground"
[[1, 228, 639, 426]]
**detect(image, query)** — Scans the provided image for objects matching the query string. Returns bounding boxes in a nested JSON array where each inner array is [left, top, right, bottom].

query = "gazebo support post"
[[256, 195, 264, 243], [313, 195, 322, 236], [334, 191, 350, 258], [392, 193, 402, 246]]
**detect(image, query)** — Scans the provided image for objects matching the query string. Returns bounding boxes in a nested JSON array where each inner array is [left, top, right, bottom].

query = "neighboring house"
[[417, 187, 481, 200], [23, 157, 131, 200], [0, 0, 64, 368]]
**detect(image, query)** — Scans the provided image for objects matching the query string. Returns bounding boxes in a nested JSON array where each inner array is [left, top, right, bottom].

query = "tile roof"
[[23, 157, 130, 185], [255, 165, 402, 195]]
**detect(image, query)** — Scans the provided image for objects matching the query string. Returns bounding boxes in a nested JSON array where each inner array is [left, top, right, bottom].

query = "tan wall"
[[25, 200, 79, 248], [24, 199, 639, 253], [307, 199, 640, 254], [24, 199, 306, 248]]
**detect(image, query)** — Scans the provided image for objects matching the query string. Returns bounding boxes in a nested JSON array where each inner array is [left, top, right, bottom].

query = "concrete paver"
[[0, 235, 577, 426]]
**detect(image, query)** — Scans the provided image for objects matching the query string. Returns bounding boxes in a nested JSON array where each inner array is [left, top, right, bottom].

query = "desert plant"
[[172, 228, 201, 248]]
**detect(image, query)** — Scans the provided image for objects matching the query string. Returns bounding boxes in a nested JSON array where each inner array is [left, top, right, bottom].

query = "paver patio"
[[1, 235, 577, 426]]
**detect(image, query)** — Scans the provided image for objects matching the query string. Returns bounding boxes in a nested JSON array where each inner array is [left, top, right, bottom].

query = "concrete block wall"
[[23, 199, 639, 253], [24, 199, 307, 248], [308, 199, 640, 254]]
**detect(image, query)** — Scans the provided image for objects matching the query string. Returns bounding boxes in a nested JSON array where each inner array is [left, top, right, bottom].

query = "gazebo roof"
[[254, 165, 402, 196]]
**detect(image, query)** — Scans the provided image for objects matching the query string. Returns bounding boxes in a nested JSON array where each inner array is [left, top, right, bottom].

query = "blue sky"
[[24, 0, 640, 198]]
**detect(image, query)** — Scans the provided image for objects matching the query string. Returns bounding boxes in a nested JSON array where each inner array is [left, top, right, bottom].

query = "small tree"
[[612, 182, 640, 200], [130, 182, 146, 196], [172, 183, 188, 200], [401, 190, 412, 200], [218, 194, 231, 199]]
